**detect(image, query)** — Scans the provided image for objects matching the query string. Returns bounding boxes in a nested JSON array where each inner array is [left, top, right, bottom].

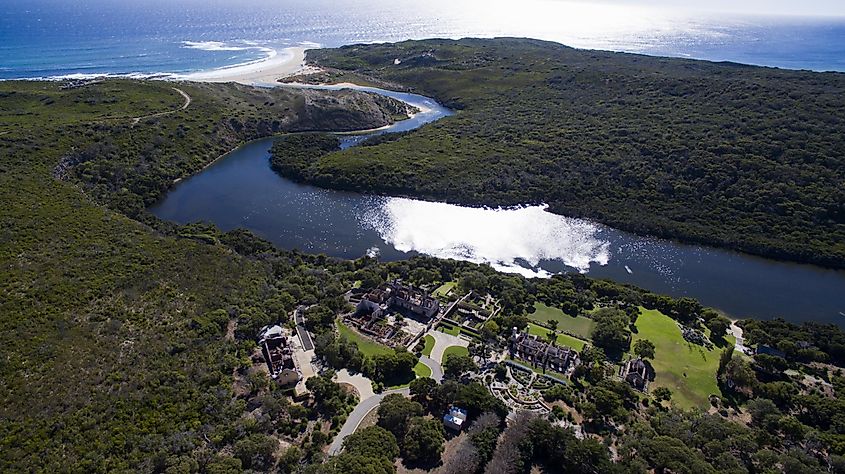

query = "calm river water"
[[151, 85, 845, 326]]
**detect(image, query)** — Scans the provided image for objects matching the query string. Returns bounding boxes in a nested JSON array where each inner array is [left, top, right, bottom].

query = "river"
[[150, 84, 845, 326]]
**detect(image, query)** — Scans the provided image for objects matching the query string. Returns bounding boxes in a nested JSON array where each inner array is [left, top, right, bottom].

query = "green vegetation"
[[526, 322, 588, 351], [433, 281, 457, 298], [5, 74, 845, 473], [529, 302, 595, 339], [337, 319, 392, 357], [441, 345, 470, 362], [0, 78, 413, 472], [414, 361, 432, 378], [421, 334, 435, 356], [630, 308, 724, 409], [296, 38, 845, 267]]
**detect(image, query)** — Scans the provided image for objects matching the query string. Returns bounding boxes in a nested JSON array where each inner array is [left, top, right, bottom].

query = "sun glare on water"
[[358, 198, 610, 277]]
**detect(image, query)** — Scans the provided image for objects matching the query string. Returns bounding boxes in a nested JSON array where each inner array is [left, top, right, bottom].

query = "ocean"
[[2, 0, 844, 79]]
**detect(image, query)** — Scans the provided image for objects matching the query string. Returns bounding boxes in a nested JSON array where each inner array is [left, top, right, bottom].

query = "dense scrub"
[[0, 79, 406, 472], [297, 38, 845, 267], [4, 77, 845, 473], [57, 81, 409, 221]]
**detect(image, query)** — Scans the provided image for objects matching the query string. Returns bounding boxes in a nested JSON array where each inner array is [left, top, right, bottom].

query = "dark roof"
[[757, 345, 787, 358]]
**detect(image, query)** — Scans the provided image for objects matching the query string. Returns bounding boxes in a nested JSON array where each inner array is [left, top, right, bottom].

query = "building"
[[756, 345, 787, 359], [508, 329, 580, 374], [620, 358, 649, 391], [443, 406, 468, 431], [354, 280, 440, 320], [258, 325, 301, 386], [387, 280, 440, 319]]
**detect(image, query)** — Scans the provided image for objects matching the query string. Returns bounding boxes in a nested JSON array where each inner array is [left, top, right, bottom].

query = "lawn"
[[421, 335, 435, 357], [438, 324, 461, 337], [630, 308, 733, 409], [433, 281, 457, 298], [441, 345, 469, 363], [414, 361, 432, 378], [529, 302, 596, 339], [526, 322, 588, 352], [337, 319, 392, 357]]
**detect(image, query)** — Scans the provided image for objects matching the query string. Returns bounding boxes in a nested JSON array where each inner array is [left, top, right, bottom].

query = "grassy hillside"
[[630, 308, 733, 409], [293, 38, 845, 268]]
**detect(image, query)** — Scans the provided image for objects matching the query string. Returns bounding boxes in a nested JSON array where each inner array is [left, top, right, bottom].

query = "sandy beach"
[[180, 46, 308, 85]]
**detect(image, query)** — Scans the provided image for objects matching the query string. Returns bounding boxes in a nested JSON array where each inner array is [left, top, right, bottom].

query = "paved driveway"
[[419, 355, 444, 382], [328, 386, 410, 455], [428, 330, 469, 364]]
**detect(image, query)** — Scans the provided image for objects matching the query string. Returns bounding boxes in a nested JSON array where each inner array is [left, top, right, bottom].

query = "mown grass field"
[[442, 345, 469, 363], [630, 308, 733, 409], [526, 322, 588, 352], [422, 334, 435, 356], [337, 320, 392, 357], [433, 281, 457, 298], [529, 302, 596, 339], [414, 362, 432, 378]]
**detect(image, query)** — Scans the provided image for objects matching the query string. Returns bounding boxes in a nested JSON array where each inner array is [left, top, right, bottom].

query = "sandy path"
[[130, 87, 191, 125]]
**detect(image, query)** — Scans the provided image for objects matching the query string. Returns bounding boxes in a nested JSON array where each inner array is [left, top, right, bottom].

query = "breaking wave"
[[359, 198, 610, 278]]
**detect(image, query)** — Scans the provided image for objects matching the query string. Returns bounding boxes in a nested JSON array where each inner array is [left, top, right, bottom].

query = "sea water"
[[2, 0, 845, 79]]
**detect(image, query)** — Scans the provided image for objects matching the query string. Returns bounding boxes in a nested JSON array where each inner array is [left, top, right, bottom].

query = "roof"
[[757, 345, 787, 358], [258, 325, 284, 341], [443, 415, 465, 427]]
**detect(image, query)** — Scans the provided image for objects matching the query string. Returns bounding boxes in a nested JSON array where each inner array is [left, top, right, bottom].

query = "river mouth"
[[150, 83, 845, 326]]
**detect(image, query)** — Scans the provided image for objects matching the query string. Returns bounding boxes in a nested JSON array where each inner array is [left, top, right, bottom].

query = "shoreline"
[[179, 46, 309, 85]]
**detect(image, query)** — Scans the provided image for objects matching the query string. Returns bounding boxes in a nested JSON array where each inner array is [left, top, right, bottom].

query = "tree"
[[409, 377, 438, 407], [747, 398, 781, 430], [469, 340, 492, 363], [455, 382, 509, 419], [306, 371, 351, 417], [633, 339, 656, 360], [321, 453, 395, 474], [277, 447, 301, 474], [674, 297, 703, 323], [233, 434, 277, 471], [205, 456, 242, 474], [443, 353, 478, 379], [468, 413, 502, 470], [590, 308, 631, 353], [377, 394, 424, 439], [546, 321, 559, 345], [639, 435, 716, 474], [402, 417, 446, 464], [720, 355, 757, 395], [458, 271, 488, 294], [653, 386, 672, 403], [485, 412, 534, 474], [343, 426, 400, 462], [706, 315, 731, 341]]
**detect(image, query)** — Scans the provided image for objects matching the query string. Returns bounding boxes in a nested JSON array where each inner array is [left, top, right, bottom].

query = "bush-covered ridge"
[[297, 37, 845, 268]]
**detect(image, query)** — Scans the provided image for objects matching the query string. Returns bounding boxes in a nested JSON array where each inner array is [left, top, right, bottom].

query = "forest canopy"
[[287, 38, 845, 267]]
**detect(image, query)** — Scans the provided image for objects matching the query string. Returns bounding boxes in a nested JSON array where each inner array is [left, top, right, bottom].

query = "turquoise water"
[[2, 0, 845, 79]]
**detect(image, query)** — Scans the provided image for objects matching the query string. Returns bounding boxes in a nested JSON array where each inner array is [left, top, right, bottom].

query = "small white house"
[[443, 406, 468, 431]]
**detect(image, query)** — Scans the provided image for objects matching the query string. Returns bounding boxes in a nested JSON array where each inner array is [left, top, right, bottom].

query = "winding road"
[[328, 386, 410, 455], [328, 327, 470, 454]]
